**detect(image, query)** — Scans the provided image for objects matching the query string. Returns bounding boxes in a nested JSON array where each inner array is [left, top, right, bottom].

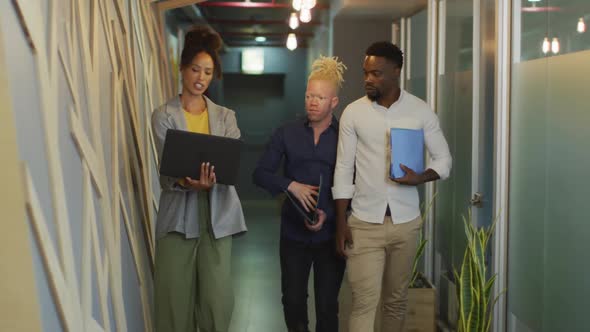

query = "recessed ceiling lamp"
[[255, 36, 267, 43]]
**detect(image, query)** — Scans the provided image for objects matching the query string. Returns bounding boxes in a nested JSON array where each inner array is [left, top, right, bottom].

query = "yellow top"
[[183, 108, 210, 134], [179, 108, 210, 187]]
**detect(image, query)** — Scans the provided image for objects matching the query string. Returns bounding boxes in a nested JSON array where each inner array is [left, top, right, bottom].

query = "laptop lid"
[[159, 129, 243, 185]]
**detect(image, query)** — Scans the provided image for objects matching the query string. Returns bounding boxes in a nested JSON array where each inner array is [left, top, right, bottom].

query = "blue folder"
[[390, 128, 424, 179]]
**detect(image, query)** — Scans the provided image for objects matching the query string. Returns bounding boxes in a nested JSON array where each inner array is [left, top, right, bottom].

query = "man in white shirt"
[[332, 41, 452, 332]]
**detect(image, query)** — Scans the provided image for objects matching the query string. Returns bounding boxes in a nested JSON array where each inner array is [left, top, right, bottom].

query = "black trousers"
[[279, 236, 346, 332]]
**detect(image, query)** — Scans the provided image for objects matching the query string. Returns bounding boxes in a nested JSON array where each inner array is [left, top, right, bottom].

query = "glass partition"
[[435, 0, 474, 277], [508, 1, 590, 331]]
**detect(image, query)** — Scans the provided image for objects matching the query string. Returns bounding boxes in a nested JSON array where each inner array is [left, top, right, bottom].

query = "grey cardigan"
[[151, 95, 247, 240]]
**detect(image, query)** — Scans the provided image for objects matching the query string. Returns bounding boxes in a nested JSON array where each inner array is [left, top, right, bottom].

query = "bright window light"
[[241, 49, 264, 74]]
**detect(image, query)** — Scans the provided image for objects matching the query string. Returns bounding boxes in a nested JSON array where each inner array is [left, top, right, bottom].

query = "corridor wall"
[[332, 17, 392, 114], [0, 0, 169, 331]]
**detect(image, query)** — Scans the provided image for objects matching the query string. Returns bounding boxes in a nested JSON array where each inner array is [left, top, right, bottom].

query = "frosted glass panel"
[[507, 58, 548, 332], [444, 0, 473, 72], [407, 9, 427, 100], [407, 9, 428, 207], [435, 0, 473, 275], [508, 33, 590, 332], [544, 51, 590, 329], [435, 72, 472, 272], [509, 1, 590, 330]]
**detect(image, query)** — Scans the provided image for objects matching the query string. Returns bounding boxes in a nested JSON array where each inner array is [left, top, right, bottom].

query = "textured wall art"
[[3, 0, 174, 330]]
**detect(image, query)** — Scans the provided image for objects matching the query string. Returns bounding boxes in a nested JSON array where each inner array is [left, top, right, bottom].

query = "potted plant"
[[404, 195, 437, 332], [453, 214, 503, 332]]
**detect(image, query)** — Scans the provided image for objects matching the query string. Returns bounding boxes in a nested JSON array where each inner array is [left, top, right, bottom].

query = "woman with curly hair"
[[151, 26, 246, 332]]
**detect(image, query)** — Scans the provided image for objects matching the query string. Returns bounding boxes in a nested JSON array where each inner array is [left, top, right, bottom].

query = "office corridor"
[[228, 200, 285, 332], [228, 200, 354, 332], [3, 0, 590, 331]]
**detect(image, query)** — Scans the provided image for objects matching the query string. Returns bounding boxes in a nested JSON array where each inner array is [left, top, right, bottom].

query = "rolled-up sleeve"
[[423, 110, 452, 180], [332, 107, 357, 199]]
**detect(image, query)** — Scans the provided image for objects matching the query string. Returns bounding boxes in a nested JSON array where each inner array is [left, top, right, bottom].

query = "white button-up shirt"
[[332, 91, 452, 224]]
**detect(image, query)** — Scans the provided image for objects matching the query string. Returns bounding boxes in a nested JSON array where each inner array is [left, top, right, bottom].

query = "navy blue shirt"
[[253, 117, 338, 243]]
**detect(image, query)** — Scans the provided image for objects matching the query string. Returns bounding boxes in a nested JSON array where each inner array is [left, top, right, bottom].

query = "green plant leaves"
[[454, 215, 502, 332]]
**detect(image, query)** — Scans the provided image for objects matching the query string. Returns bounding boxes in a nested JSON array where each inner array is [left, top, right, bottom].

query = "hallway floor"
[[228, 200, 354, 332]]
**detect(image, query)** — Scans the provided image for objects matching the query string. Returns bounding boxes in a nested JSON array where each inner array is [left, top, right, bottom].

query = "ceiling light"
[[292, 0, 302, 11], [255, 36, 267, 42], [527, 0, 541, 2], [551, 37, 560, 54], [289, 12, 300, 30], [286, 33, 297, 51], [542, 37, 550, 54], [303, 0, 317, 9], [300, 8, 312, 23], [578, 18, 586, 33]]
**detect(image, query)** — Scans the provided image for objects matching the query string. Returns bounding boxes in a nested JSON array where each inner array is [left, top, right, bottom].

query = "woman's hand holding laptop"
[[184, 162, 216, 191]]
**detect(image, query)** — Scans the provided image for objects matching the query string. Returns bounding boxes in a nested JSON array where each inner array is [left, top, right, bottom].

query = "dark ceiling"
[[170, 0, 331, 48]]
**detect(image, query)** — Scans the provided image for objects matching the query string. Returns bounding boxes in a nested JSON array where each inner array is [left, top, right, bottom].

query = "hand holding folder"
[[390, 128, 425, 180]]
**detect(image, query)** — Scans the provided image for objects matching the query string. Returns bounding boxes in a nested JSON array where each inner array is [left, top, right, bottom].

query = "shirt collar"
[[303, 115, 339, 131], [369, 89, 406, 111]]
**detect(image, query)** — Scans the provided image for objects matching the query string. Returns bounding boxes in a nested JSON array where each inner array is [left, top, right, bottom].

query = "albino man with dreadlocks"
[[253, 56, 347, 332]]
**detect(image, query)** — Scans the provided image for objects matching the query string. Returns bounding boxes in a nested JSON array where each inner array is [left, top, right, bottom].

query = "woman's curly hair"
[[180, 26, 223, 78]]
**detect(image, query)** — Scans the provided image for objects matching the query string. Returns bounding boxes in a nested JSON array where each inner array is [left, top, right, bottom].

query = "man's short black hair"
[[365, 41, 404, 69]]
